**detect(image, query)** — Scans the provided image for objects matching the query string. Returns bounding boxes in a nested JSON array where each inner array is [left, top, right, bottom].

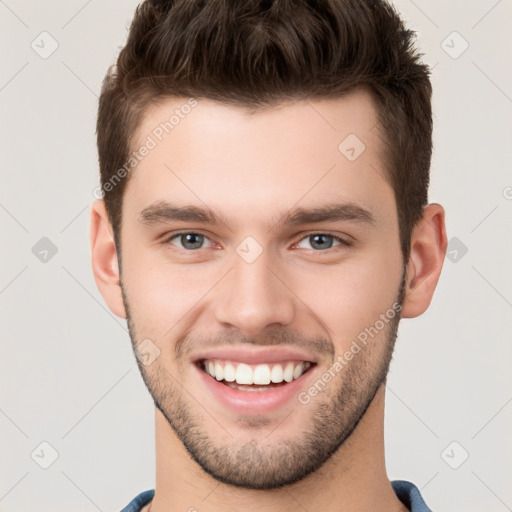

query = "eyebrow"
[[139, 200, 376, 229]]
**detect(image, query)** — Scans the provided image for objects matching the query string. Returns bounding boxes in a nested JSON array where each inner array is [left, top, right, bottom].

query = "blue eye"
[[296, 234, 348, 251], [164, 232, 350, 252], [168, 232, 213, 250]]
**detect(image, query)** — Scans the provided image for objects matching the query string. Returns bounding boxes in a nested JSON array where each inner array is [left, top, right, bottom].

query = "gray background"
[[1, 1, 511, 511]]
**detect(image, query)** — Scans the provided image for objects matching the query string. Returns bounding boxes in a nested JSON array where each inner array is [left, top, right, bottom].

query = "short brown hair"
[[96, 0, 432, 261]]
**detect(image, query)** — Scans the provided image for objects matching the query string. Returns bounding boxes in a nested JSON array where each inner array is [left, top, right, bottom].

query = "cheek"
[[121, 246, 217, 332], [292, 248, 402, 344]]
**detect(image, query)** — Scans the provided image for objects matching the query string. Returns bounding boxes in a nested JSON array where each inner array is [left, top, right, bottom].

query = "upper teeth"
[[202, 360, 311, 385]]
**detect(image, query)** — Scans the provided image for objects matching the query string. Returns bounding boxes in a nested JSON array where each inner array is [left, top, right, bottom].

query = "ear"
[[401, 203, 447, 318], [90, 199, 126, 319]]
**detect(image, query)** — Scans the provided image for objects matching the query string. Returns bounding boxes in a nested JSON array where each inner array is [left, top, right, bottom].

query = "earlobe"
[[401, 203, 447, 318], [90, 200, 127, 319]]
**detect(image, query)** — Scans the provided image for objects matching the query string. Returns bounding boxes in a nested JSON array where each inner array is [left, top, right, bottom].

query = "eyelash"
[[162, 231, 353, 252]]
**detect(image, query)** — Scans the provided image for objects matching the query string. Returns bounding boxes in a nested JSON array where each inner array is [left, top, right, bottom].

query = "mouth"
[[196, 359, 315, 391], [193, 356, 318, 415]]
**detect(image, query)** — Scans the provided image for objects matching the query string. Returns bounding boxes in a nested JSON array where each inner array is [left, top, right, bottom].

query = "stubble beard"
[[121, 272, 405, 490]]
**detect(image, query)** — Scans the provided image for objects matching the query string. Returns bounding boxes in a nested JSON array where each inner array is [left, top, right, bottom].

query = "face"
[[117, 90, 406, 489]]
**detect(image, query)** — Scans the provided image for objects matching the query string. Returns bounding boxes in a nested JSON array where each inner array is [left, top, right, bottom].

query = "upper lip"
[[193, 347, 317, 365]]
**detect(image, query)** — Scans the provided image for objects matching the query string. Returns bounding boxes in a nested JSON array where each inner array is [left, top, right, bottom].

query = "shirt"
[[119, 480, 432, 511]]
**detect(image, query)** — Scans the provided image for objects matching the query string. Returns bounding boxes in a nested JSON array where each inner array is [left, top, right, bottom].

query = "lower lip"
[[195, 363, 317, 415]]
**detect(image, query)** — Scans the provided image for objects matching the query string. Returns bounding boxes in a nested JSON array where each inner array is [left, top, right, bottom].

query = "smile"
[[194, 355, 318, 414], [199, 359, 313, 390]]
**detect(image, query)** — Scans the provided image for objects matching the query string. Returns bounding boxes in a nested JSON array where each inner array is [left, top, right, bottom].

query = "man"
[[91, 0, 447, 510]]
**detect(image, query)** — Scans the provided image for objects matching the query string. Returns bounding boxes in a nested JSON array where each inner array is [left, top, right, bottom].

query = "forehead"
[[132, 89, 382, 152], [124, 90, 393, 225]]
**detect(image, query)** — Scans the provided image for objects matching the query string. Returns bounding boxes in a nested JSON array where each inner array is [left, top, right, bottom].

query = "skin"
[[90, 89, 447, 512]]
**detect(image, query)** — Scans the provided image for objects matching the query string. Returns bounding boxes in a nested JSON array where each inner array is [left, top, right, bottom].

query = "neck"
[[148, 385, 408, 512]]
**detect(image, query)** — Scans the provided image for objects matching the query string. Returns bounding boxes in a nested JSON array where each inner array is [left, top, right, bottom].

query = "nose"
[[213, 247, 295, 338]]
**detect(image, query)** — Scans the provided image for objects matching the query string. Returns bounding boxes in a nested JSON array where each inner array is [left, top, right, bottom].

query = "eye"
[[295, 233, 350, 251], [166, 232, 213, 250]]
